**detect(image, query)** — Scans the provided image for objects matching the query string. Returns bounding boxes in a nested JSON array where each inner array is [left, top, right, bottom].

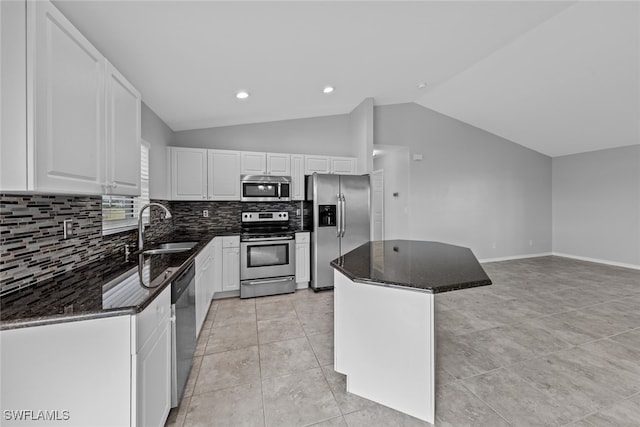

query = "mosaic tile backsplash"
[[170, 200, 311, 231], [1, 194, 311, 295], [0, 194, 104, 295]]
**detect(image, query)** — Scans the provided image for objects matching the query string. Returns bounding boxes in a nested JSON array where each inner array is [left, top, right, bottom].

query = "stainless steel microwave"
[[241, 175, 291, 202]]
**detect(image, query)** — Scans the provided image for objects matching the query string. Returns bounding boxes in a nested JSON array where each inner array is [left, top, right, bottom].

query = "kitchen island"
[[331, 240, 492, 424]]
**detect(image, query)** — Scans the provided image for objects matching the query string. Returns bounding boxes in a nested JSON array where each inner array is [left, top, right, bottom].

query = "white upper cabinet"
[[304, 155, 357, 175], [240, 151, 267, 175], [170, 147, 208, 200], [266, 153, 291, 176], [1, 0, 28, 191], [304, 155, 332, 175], [291, 154, 305, 200], [208, 150, 241, 200], [331, 157, 357, 175], [105, 61, 141, 196], [31, 0, 106, 194], [169, 148, 241, 201], [0, 0, 141, 195], [241, 151, 291, 176], [168, 148, 355, 200]]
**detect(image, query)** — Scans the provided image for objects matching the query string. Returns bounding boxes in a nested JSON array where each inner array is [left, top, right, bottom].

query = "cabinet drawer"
[[295, 232, 310, 243], [221, 236, 240, 248], [136, 285, 171, 352]]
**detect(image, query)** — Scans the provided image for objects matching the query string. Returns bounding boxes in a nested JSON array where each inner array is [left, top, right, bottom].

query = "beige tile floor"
[[166, 256, 640, 427]]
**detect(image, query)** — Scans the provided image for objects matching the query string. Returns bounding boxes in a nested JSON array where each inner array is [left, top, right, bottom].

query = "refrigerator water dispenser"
[[319, 205, 337, 227]]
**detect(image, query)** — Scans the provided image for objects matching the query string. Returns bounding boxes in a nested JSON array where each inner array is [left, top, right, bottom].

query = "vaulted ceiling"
[[54, 1, 639, 157]]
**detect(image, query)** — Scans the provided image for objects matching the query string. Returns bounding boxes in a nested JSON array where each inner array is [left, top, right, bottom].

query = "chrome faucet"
[[138, 203, 172, 250]]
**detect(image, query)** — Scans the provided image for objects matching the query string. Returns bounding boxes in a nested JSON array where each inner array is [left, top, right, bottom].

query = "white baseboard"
[[551, 252, 640, 271], [479, 252, 552, 263]]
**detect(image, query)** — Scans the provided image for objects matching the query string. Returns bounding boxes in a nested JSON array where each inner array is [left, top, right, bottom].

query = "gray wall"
[[373, 145, 410, 240], [552, 145, 640, 267], [171, 114, 353, 156], [374, 103, 552, 260], [141, 102, 174, 200], [349, 98, 374, 174]]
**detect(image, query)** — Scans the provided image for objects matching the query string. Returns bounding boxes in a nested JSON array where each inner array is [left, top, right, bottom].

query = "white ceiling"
[[53, 1, 639, 157], [416, 1, 640, 157]]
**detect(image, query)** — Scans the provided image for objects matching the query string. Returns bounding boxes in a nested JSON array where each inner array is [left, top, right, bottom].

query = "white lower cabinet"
[[212, 237, 224, 295], [295, 232, 311, 288], [136, 323, 170, 427], [222, 236, 240, 292], [0, 286, 172, 427], [132, 286, 171, 426], [195, 240, 216, 336]]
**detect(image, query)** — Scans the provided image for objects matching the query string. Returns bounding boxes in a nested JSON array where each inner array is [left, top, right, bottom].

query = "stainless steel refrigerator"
[[306, 173, 370, 290]]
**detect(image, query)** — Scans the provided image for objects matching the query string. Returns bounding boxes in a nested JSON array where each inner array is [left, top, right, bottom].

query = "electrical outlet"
[[63, 219, 73, 239], [203, 210, 209, 218]]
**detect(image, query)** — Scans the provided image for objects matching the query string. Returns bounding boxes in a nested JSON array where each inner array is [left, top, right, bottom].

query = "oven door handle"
[[242, 277, 294, 286], [241, 236, 294, 242]]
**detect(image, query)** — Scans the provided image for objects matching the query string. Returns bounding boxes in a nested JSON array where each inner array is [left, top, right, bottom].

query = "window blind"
[[102, 143, 150, 235]]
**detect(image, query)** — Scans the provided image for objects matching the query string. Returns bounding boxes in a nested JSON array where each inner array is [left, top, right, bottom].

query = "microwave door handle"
[[277, 183, 281, 199]]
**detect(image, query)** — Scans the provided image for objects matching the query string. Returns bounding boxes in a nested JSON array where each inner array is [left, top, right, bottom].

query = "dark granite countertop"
[[0, 227, 242, 330], [330, 240, 492, 294]]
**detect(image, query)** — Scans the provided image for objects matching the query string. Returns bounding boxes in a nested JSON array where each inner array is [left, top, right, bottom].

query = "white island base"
[[334, 270, 435, 424]]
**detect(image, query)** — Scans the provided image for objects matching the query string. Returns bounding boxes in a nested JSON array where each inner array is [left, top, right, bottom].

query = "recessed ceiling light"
[[236, 90, 250, 99], [417, 82, 427, 89], [323, 86, 334, 94]]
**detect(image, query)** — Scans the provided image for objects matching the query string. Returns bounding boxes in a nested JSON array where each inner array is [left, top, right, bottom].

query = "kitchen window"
[[102, 142, 150, 235]]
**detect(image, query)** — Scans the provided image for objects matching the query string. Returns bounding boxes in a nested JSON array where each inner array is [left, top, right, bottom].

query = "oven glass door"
[[247, 243, 288, 267], [241, 240, 295, 280], [243, 182, 278, 199]]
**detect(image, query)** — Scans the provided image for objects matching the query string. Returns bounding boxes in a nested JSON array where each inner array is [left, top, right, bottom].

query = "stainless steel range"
[[240, 211, 296, 299]]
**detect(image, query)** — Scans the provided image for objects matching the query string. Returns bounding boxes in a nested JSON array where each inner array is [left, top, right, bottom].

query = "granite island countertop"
[[0, 227, 242, 330], [331, 240, 492, 293]]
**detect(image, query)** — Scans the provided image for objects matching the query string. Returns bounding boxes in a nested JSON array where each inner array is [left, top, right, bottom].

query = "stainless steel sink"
[[143, 241, 198, 255]]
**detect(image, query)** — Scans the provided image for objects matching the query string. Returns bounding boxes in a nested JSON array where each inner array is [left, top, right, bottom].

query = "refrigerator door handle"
[[341, 194, 346, 237], [336, 193, 342, 237]]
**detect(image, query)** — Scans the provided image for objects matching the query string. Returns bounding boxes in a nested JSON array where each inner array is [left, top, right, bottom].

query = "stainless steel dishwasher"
[[170, 262, 196, 407]]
